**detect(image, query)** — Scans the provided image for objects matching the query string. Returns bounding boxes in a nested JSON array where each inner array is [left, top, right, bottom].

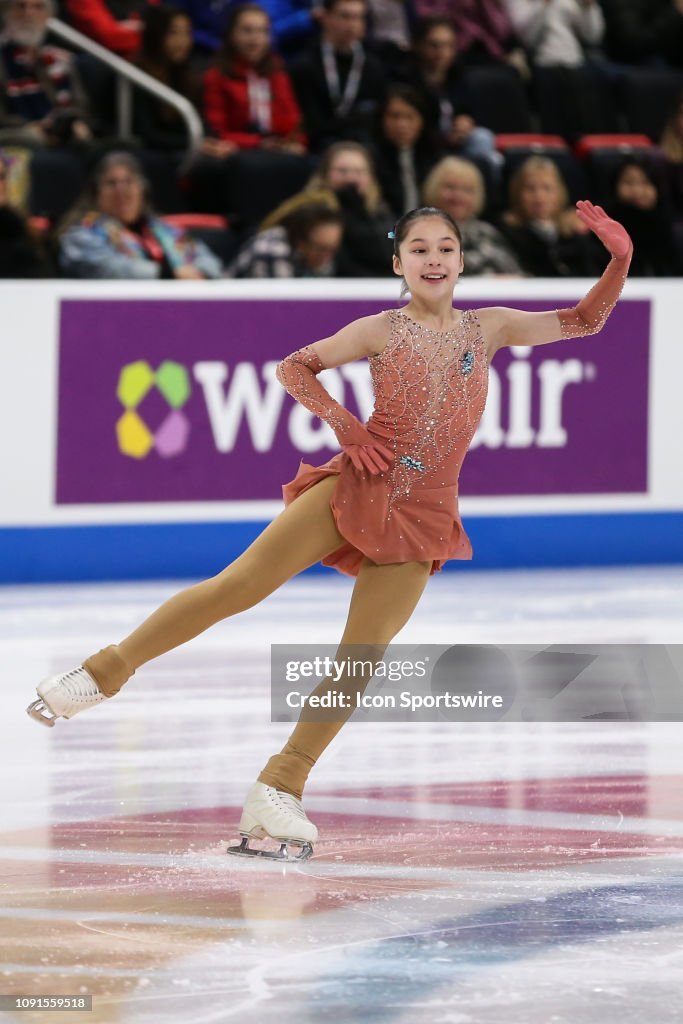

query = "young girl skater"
[[27, 201, 633, 861]]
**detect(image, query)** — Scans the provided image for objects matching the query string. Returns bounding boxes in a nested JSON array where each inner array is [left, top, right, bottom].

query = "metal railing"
[[47, 17, 203, 169]]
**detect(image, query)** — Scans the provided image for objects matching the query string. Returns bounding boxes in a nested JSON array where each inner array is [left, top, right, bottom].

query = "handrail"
[[47, 17, 203, 170]]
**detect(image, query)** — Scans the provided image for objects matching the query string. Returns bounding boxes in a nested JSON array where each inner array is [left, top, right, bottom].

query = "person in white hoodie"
[[506, 0, 604, 67]]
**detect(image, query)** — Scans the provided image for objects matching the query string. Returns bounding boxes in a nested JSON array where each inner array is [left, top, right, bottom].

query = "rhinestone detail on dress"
[[367, 308, 489, 517]]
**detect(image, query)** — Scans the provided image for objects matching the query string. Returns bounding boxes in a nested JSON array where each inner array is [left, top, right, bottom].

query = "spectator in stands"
[[133, 6, 205, 152], [65, 0, 155, 57], [507, 0, 606, 138], [366, 0, 414, 62], [228, 202, 343, 275], [605, 157, 681, 276], [422, 155, 522, 275], [290, 0, 387, 153], [0, 0, 93, 146], [507, 0, 604, 68], [499, 155, 601, 276], [413, 0, 515, 65], [370, 84, 440, 217], [600, 0, 683, 69], [203, 4, 306, 153], [399, 17, 502, 179], [59, 151, 223, 277], [661, 93, 683, 222], [178, 0, 315, 56], [0, 149, 50, 275], [261, 139, 393, 274]]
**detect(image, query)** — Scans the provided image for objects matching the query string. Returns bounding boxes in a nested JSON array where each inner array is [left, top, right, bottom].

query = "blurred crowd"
[[1, 0, 683, 279]]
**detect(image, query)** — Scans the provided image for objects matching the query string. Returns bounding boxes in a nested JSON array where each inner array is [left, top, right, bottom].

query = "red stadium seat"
[[162, 214, 230, 231], [495, 134, 569, 153], [574, 135, 653, 159]]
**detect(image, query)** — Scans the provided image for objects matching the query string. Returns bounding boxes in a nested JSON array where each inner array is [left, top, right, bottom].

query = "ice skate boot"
[[26, 667, 108, 727], [226, 781, 318, 862]]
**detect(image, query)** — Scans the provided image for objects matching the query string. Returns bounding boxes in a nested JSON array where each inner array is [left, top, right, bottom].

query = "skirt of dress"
[[281, 454, 473, 578]]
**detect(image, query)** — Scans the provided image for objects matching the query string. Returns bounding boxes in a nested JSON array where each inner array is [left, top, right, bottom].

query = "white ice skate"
[[26, 667, 108, 727], [226, 781, 318, 862]]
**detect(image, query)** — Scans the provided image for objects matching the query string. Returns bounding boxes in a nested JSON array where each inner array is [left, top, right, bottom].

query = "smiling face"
[[393, 216, 463, 297]]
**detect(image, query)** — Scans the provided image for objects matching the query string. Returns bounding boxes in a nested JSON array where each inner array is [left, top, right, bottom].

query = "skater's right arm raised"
[[276, 313, 394, 476]]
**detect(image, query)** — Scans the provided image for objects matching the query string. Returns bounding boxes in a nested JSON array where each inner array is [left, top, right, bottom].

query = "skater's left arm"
[[477, 201, 633, 356]]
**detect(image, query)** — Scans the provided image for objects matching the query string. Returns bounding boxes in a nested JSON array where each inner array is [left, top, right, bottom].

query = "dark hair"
[[377, 83, 437, 157], [322, 0, 367, 12], [139, 6, 195, 98], [141, 7, 189, 64], [412, 15, 456, 45], [391, 206, 463, 296], [379, 83, 428, 123], [391, 206, 462, 256], [218, 3, 274, 77], [282, 203, 343, 248], [612, 155, 661, 196]]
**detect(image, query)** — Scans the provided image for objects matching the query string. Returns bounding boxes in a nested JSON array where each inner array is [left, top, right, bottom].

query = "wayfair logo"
[[117, 360, 191, 458]]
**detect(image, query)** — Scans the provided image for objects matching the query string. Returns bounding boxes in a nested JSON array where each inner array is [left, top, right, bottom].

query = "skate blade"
[[226, 836, 313, 863], [26, 698, 57, 727]]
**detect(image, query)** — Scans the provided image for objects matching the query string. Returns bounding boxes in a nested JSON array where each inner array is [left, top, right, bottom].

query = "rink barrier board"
[[2, 279, 681, 583], [2, 511, 683, 584]]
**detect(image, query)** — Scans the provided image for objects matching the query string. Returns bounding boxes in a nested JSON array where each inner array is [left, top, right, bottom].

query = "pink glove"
[[576, 200, 633, 259], [276, 346, 395, 476], [338, 417, 394, 475], [557, 201, 633, 339]]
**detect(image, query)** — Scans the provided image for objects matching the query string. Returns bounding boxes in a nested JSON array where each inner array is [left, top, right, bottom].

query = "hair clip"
[[387, 230, 395, 239]]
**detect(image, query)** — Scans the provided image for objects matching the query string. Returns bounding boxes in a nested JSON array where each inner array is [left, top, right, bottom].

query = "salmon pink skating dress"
[[280, 308, 489, 577]]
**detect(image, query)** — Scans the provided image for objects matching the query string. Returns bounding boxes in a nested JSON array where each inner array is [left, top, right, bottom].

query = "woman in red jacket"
[[202, 3, 307, 154]]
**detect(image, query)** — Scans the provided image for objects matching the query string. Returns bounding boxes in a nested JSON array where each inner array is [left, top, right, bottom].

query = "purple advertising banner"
[[56, 298, 650, 504]]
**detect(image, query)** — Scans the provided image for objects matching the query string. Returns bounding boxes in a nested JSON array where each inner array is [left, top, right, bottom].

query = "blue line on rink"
[[1, 512, 683, 584], [307, 879, 683, 1019]]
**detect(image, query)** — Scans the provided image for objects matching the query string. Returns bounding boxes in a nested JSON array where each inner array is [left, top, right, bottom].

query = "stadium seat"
[[496, 136, 587, 204], [620, 69, 683, 141], [462, 65, 533, 134], [532, 66, 621, 140]]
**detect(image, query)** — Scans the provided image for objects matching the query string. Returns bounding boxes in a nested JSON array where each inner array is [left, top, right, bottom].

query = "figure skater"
[[26, 201, 633, 861]]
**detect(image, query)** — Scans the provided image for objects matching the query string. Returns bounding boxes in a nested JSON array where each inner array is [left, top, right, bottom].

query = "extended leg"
[[85, 475, 347, 696], [27, 476, 347, 724]]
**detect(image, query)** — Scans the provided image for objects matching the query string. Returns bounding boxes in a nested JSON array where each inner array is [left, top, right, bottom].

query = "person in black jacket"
[[499, 155, 602, 276], [605, 157, 681, 276], [370, 83, 440, 217], [0, 152, 50, 277], [133, 6, 202, 152], [289, 0, 387, 153], [395, 18, 502, 181], [600, 0, 683, 68]]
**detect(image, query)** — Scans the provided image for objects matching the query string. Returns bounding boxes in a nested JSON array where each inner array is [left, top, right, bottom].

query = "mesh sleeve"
[[556, 250, 632, 339], [275, 345, 372, 447]]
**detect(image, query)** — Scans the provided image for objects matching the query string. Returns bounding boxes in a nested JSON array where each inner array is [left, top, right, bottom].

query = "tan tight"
[[83, 475, 432, 799]]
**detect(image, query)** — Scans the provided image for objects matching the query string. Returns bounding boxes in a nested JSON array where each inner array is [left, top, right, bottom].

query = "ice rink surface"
[[2, 565, 683, 1023]]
